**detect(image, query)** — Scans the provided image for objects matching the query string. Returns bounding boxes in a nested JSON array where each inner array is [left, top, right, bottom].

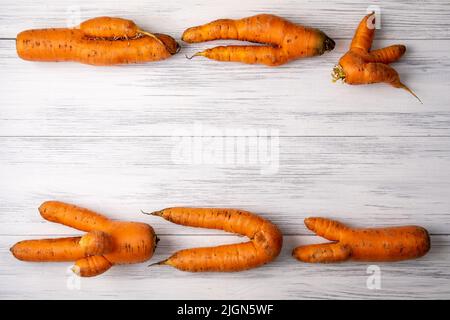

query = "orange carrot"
[[182, 14, 335, 66], [10, 201, 158, 277], [332, 12, 421, 102], [146, 207, 283, 272], [16, 17, 179, 65], [79, 17, 139, 39], [73, 255, 112, 277], [292, 217, 430, 263]]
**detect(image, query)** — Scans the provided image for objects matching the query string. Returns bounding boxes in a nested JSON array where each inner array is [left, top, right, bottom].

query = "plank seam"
[[1, 135, 450, 138]]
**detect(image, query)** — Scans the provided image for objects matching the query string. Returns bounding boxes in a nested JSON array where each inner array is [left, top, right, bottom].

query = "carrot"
[[146, 207, 283, 272], [10, 201, 158, 277], [16, 17, 180, 65], [73, 256, 112, 277], [11, 230, 112, 262], [292, 217, 430, 263], [79, 17, 140, 39], [332, 12, 421, 102], [182, 14, 335, 66]]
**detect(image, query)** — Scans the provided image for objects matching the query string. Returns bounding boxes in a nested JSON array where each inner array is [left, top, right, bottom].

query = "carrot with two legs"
[[332, 12, 421, 102], [11, 201, 158, 277]]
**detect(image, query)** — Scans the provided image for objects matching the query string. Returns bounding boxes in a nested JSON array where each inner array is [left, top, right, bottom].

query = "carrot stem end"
[[331, 64, 346, 83]]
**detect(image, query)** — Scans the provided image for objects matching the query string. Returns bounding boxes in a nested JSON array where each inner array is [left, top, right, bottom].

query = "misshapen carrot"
[[183, 14, 335, 66], [147, 207, 283, 272], [292, 217, 430, 263], [10, 201, 158, 277], [16, 17, 180, 65], [332, 13, 421, 102]]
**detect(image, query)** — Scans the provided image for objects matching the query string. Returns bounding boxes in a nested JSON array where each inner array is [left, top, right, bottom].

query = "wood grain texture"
[[1, 235, 449, 299], [0, 0, 449, 40], [1, 39, 449, 136], [0, 0, 449, 299], [1, 136, 449, 236]]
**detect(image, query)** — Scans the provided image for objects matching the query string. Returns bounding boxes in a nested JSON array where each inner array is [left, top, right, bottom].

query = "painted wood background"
[[1, 0, 449, 299]]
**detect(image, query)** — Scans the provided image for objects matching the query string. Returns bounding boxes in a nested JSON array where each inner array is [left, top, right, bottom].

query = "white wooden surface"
[[1, 0, 450, 299]]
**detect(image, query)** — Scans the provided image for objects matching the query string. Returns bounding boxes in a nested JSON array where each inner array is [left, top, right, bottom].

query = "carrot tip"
[[141, 209, 164, 217], [185, 52, 203, 60], [148, 259, 167, 267], [175, 43, 181, 54], [400, 83, 423, 104]]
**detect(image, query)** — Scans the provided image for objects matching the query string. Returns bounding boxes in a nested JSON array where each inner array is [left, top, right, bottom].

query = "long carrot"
[[16, 17, 180, 65], [146, 207, 283, 272], [10, 201, 158, 277], [332, 12, 421, 102], [292, 217, 430, 263], [182, 14, 335, 66], [11, 230, 112, 262]]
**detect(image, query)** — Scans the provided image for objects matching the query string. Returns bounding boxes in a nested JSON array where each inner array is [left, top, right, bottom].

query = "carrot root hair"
[[141, 209, 164, 217], [185, 52, 204, 60], [137, 30, 180, 55], [137, 29, 164, 45], [148, 259, 168, 267], [398, 83, 422, 104]]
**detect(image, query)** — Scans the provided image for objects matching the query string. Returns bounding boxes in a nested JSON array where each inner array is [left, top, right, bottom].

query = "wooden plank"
[[1, 0, 449, 300], [1, 235, 448, 299], [1, 136, 449, 235], [1, 39, 449, 137], [0, 0, 449, 40]]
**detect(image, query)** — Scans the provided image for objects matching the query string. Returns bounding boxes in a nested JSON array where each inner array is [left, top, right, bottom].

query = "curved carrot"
[[293, 217, 430, 263], [39, 201, 110, 232], [11, 201, 158, 277], [332, 13, 421, 102], [147, 207, 283, 272], [182, 14, 335, 66]]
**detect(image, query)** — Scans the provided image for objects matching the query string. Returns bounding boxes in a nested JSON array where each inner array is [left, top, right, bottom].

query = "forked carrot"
[[293, 217, 430, 263], [16, 17, 180, 65], [182, 14, 335, 66], [11, 201, 158, 277], [332, 12, 421, 102]]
